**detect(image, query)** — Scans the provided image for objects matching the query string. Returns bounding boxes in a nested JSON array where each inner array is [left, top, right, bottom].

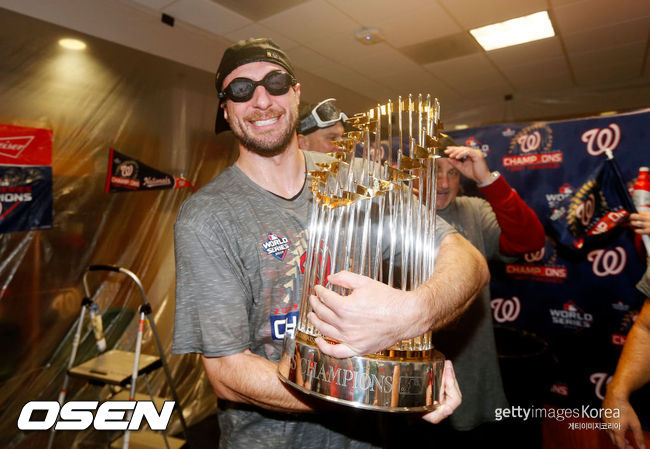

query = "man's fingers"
[[442, 361, 462, 408], [604, 430, 617, 447], [445, 151, 469, 163], [613, 432, 627, 449], [608, 428, 628, 449], [445, 146, 480, 161], [313, 285, 345, 316], [421, 361, 461, 424], [314, 336, 358, 358], [631, 422, 646, 449], [421, 404, 452, 424], [326, 271, 369, 290], [309, 294, 338, 324], [307, 311, 342, 341]]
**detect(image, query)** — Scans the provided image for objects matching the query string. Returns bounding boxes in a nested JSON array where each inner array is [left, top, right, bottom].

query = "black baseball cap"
[[214, 38, 296, 135]]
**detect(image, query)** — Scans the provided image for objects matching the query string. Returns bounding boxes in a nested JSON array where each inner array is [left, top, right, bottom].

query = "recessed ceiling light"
[[354, 27, 383, 45], [58, 38, 87, 50], [599, 111, 618, 116], [469, 11, 555, 51], [454, 124, 469, 130]]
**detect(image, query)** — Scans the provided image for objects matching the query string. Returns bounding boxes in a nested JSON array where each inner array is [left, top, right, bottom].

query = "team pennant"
[[549, 157, 634, 249], [105, 148, 196, 193]]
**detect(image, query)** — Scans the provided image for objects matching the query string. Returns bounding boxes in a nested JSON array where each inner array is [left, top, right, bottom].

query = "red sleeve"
[[634, 234, 647, 258], [479, 174, 545, 256]]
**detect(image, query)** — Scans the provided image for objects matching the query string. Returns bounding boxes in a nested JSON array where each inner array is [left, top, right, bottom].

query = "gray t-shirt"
[[637, 257, 650, 297], [173, 150, 455, 448], [435, 195, 510, 430]]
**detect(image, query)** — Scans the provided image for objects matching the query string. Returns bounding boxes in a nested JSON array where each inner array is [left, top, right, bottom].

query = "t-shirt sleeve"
[[637, 258, 650, 298], [474, 198, 507, 261], [434, 215, 456, 249], [172, 218, 251, 358]]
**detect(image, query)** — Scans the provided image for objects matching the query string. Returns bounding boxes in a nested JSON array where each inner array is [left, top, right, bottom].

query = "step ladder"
[[109, 392, 186, 449], [47, 265, 190, 449]]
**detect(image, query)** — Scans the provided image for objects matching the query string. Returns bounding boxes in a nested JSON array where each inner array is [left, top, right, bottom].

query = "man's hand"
[[630, 212, 650, 235], [307, 271, 419, 358], [444, 146, 491, 185], [422, 360, 462, 424], [308, 233, 488, 358], [602, 386, 646, 449]]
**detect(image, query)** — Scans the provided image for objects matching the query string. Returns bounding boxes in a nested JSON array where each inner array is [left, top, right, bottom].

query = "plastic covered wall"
[[0, 9, 238, 448]]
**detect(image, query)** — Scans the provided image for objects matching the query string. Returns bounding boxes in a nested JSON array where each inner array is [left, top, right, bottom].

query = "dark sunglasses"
[[219, 70, 297, 103]]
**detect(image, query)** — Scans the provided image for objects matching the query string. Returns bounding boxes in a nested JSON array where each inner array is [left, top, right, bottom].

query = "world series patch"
[[262, 232, 290, 261]]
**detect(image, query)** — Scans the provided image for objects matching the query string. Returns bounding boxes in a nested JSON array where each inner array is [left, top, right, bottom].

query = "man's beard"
[[232, 106, 299, 157]]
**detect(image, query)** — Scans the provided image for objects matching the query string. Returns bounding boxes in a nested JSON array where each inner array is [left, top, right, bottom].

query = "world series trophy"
[[278, 94, 446, 411]]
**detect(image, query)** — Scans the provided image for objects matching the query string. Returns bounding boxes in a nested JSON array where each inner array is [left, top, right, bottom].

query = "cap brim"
[[439, 132, 459, 149], [343, 121, 360, 133], [215, 102, 230, 135]]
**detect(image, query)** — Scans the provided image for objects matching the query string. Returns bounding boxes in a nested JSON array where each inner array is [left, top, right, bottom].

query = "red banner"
[[0, 124, 52, 166]]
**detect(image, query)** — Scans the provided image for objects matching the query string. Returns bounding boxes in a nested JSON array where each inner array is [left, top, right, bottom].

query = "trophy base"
[[278, 331, 445, 412]]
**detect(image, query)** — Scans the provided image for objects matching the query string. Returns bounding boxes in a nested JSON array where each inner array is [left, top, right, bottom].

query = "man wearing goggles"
[[173, 37, 489, 449], [213, 43, 300, 159], [297, 98, 348, 154]]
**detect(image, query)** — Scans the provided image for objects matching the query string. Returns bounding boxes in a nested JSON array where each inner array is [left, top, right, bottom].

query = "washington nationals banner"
[[0, 124, 53, 233], [447, 108, 650, 416], [105, 148, 195, 193]]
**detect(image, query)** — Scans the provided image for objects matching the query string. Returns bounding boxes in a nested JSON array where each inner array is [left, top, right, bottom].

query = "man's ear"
[[222, 102, 229, 121], [297, 133, 309, 150], [294, 83, 301, 104]]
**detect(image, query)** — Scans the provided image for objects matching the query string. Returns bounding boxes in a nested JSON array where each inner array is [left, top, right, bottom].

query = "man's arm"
[[307, 232, 489, 358], [203, 351, 464, 423], [201, 350, 315, 413], [602, 299, 650, 449], [478, 174, 545, 255], [175, 217, 315, 414], [446, 146, 545, 255]]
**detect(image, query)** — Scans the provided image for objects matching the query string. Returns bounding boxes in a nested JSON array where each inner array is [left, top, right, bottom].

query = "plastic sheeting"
[[0, 9, 238, 448]]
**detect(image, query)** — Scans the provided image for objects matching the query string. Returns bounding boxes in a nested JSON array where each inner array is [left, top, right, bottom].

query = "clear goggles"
[[308, 98, 347, 128]]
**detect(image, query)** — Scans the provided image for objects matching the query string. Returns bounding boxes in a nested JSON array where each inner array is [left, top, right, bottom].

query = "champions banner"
[[0, 124, 53, 233], [105, 148, 195, 193], [447, 109, 650, 415]]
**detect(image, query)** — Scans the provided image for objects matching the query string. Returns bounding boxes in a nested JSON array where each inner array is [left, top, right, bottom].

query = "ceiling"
[[1, 0, 649, 127]]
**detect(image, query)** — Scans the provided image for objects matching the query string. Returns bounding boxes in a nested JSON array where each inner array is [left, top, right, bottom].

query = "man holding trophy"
[[173, 38, 489, 449]]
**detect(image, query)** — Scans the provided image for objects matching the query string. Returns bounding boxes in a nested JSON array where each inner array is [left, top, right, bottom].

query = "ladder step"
[[68, 349, 161, 386], [110, 431, 185, 449]]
